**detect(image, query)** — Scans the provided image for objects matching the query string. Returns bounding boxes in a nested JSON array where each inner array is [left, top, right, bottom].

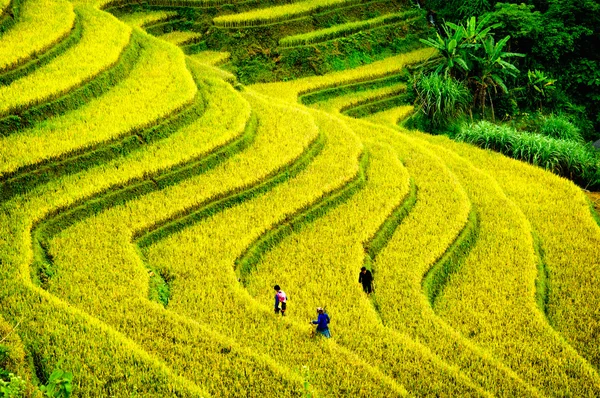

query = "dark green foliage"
[[148, 267, 173, 307], [453, 121, 600, 189], [539, 114, 583, 143], [39, 369, 73, 398]]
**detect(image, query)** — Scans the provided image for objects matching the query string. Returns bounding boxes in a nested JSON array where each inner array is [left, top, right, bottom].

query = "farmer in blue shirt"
[[311, 307, 331, 338]]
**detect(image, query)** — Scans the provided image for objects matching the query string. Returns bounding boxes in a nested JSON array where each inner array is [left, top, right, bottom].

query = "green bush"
[[453, 121, 599, 189], [539, 114, 584, 143], [412, 73, 471, 131], [0, 373, 25, 398]]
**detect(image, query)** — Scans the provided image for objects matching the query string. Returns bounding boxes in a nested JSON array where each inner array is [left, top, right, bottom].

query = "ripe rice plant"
[[0, 31, 197, 177], [140, 108, 437, 396], [0, 6, 132, 120], [228, 136, 486, 395], [0, 0, 75, 73], [279, 9, 421, 47], [117, 10, 178, 28]]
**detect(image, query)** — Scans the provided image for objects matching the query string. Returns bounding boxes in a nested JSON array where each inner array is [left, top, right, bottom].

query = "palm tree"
[[470, 35, 524, 120]]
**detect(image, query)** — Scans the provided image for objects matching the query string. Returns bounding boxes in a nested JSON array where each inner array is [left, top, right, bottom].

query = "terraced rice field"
[[1, 0, 599, 396]]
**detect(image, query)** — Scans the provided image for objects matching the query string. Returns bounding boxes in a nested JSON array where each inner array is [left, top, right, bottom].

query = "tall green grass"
[[453, 121, 599, 189]]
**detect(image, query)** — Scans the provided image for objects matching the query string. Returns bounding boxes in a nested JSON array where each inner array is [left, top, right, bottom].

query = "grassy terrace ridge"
[[424, 133, 600, 373], [279, 9, 421, 47], [0, 31, 196, 178], [0, 6, 132, 121], [252, 47, 435, 101], [365, 104, 413, 125], [414, 134, 600, 395], [158, 30, 202, 45], [118, 10, 178, 27], [1, 67, 251, 396], [38, 94, 356, 396], [0, 0, 75, 73], [310, 82, 407, 113], [189, 50, 230, 66], [213, 0, 372, 27]]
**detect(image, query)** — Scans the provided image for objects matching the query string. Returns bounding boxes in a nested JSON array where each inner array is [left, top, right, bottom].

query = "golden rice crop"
[[422, 132, 600, 374], [0, 0, 75, 73], [309, 82, 406, 113], [0, 69, 254, 396], [36, 91, 319, 396], [0, 5, 131, 118], [279, 10, 420, 47], [252, 47, 435, 102], [225, 136, 485, 395], [335, 119, 539, 395], [365, 105, 414, 126], [408, 132, 600, 395], [141, 106, 414, 396], [118, 10, 178, 28], [213, 0, 358, 27], [158, 30, 202, 46], [0, 31, 196, 177]]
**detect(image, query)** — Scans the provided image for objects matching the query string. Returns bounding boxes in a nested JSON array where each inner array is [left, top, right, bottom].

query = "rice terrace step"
[[0, 0, 599, 396]]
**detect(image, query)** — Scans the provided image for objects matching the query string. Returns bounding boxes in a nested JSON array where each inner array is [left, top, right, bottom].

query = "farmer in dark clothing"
[[311, 307, 331, 338], [359, 266, 373, 294], [274, 285, 287, 316]]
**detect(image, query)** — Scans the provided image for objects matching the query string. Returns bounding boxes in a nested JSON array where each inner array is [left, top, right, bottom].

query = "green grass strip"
[[365, 178, 417, 261], [532, 232, 552, 326], [343, 92, 412, 118], [31, 113, 258, 287], [0, 56, 201, 201], [300, 73, 408, 105], [422, 209, 479, 307], [0, 7, 81, 86], [235, 152, 368, 284], [0, 29, 140, 135], [136, 130, 326, 248], [279, 9, 420, 47]]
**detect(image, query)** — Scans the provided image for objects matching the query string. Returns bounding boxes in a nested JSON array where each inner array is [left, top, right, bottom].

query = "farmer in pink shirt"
[[274, 285, 287, 316]]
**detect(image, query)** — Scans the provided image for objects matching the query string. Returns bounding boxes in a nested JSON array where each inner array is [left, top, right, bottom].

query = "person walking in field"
[[311, 307, 331, 338], [274, 285, 287, 316], [359, 266, 374, 294]]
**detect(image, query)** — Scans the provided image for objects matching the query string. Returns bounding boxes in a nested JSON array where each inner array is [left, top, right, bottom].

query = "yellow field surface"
[[0, 32, 196, 176], [0, 6, 131, 117], [365, 105, 414, 125], [0, 0, 75, 72]]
